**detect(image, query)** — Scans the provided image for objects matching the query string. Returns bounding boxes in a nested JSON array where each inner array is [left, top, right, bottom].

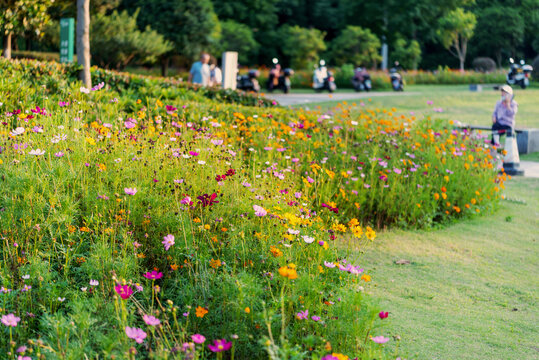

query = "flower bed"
[[0, 60, 506, 359]]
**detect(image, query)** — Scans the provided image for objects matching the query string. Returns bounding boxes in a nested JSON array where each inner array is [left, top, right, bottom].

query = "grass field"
[[359, 177, 539, 360], [305, 85, 539, 129]]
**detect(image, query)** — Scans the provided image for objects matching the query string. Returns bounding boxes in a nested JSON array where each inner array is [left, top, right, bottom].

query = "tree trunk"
[[161, 56, 169, 77], [77, 0, 91, 88], [3, 33, 12, 59], [459, 57, 465, 72]]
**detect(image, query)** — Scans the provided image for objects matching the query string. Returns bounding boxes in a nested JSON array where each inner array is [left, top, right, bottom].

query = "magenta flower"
[[311, 315, 321, 322], [180, 196, 193, 205], [124, 188, 137, 195], [371, 335, 390, 344], [165, 105, 177, 115], [143, 314, 161, 326], [162, 234, 175, 251], [321, 355, 339, 360], [379, 311, 389, 319], [427, 100, 434, 105], [296, 310, 309, 320], [253, 205, 267, 217], [125, 326, 147, 343], [189, 151, 199, 156], [91, 82, 105, 91], [114, 284, 133, 300], [191, 334, 206, 344], [143, 270, 163, 280], [1, 313, 20, 327], [208, 339, 232, 352]]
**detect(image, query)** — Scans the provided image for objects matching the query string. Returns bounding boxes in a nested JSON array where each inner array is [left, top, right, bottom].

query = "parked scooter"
[[237, 69, 260, 92], [389, 61, 404, 91], [313, 60, 337, 92], [351, 67, 372, 92], [506, 58, 533, 89], [266, 58, 294, 93]]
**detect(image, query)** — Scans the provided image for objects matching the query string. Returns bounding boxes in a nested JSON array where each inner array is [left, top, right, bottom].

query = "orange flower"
[[278, 264, 298, 280], [434, 193, 440, 200], [209, 259, 222, 269], [244, 307, 251, 314], [361, 274, 371, 282], [196, 306, 208, 318]]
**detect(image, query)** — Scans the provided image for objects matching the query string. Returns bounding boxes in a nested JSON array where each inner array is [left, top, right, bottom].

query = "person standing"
[[210, 62, 222, 86], [491, 85, 518, 147], [188, 53, 211, 86]]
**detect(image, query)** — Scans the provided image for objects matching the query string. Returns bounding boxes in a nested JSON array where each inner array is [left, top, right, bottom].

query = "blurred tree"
[[329, 26, 381, 67], [90, 10, 172, 70], [436, 8, 476, 71], [392, 38, 422, 70], [122, 0, 220, 76], [218, 20, 258, 65], [279, 25, 326, 69], [0, 0, 54, 59]]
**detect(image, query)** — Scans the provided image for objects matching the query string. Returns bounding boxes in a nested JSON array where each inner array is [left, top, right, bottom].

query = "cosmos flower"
[[143, 270, 163, 280], [162, 234, 175, 251], [143, 314, 161, 326], [125, 326, 147, 343], [191, 334, 206, 344], [208, 339, 232, 352], [1, 313, 20, 327], [114, 284, 133, 300], [371, 336, 390, 344], [124, 188, 137, 195]]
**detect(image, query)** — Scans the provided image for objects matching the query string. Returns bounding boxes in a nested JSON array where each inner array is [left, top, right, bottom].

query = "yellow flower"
[[325, 169, 335, 179], [195, 306, 208, 318], [86, 137, 96, 145], [348, 218, 360, 227], [332, 353, 349, 360], [365, 226, 376, 241]]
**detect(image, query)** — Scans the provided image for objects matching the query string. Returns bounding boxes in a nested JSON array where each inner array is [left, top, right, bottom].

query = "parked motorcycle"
[[389, 62, 404, 91], [351, 67, 372, 92], [266, 58, 294, 93], [313, 60, 337, 92], [237, 69, 260, 92], [506, 58, 533, 89]]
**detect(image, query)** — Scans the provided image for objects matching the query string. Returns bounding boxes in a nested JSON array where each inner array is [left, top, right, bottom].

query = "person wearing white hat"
[[491, 84, 518, 147]]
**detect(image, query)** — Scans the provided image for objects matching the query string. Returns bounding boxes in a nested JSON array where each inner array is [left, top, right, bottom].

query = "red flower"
[[197, 193, 219, 207]]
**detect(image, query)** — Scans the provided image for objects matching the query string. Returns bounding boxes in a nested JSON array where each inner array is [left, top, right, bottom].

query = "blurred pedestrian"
[[210, 61, 222, 86], [188, 53, 211, 86], [491, 84, 518, 147]]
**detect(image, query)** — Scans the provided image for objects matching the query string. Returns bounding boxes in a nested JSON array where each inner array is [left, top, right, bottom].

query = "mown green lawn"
[[359, 177, 539, 360]]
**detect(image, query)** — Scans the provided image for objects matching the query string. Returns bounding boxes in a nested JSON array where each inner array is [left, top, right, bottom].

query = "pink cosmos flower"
[[208, 339, 232, 352], [125, 326, 147, 343], [18, 356, 31, 360], [427, 100, 434, 105], [1, 313, 20, 327], [379, 311, 389, 319], [124, 119, 137, 129], [143, 314, 161, 326], [191, 334, 206, 344], [114, 284, 133, 300], [393, 168, 402, 174], [296, 310, 309, 320], [165, 105, 177, 115], [371, 336, 390, 344], [311, 315, 321, 322], [180, 196, 193, 206], [89, 279, 99, 286], [321, 355, 339, 360], [253, 205, 267, 217], [211, 139, 223, 146], [162, 234, 175, 251], [302, 235, 315, 243], [143, 270, 163, 280], [124, 188, 137, 195], [91, 82, 105, 91], [324, 261, 336, 268], [55, 152, 64, 158]]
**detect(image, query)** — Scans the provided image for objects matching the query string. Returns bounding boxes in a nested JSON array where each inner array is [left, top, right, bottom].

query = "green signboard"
[[59, 18, 74, 63]]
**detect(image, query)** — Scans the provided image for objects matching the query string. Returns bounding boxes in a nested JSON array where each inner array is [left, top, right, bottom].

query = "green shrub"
[[472, 57, 497, 72]]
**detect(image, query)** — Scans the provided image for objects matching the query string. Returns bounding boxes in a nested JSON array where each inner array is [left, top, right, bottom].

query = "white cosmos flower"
[[10, 127, 25, 136], [29, 149, 45, 156]]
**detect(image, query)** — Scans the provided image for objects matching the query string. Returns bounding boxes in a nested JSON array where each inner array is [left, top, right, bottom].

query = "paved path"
[[520, 161, 539, 178], [267, 91, 418, 106]]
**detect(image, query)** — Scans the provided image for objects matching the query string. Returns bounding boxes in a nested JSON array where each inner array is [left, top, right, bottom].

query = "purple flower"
[[91, 82, 105, 91], [208, 339, 232, 352], [1, 313, 20, 327], [162, 234, 175, 251], [143, 270, 163, 280], [55, 152, 64, 158], [124, 188, 137, 195], [191, 334, 206, 344], [311, 315, 321, 322], [125, 326, 147, 343], [253, 205, 267, 217], [296, 310, 309, 320], [321, 355, 339, 360], [143, 314, 161, 326], [371, 335, 390, 344]]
